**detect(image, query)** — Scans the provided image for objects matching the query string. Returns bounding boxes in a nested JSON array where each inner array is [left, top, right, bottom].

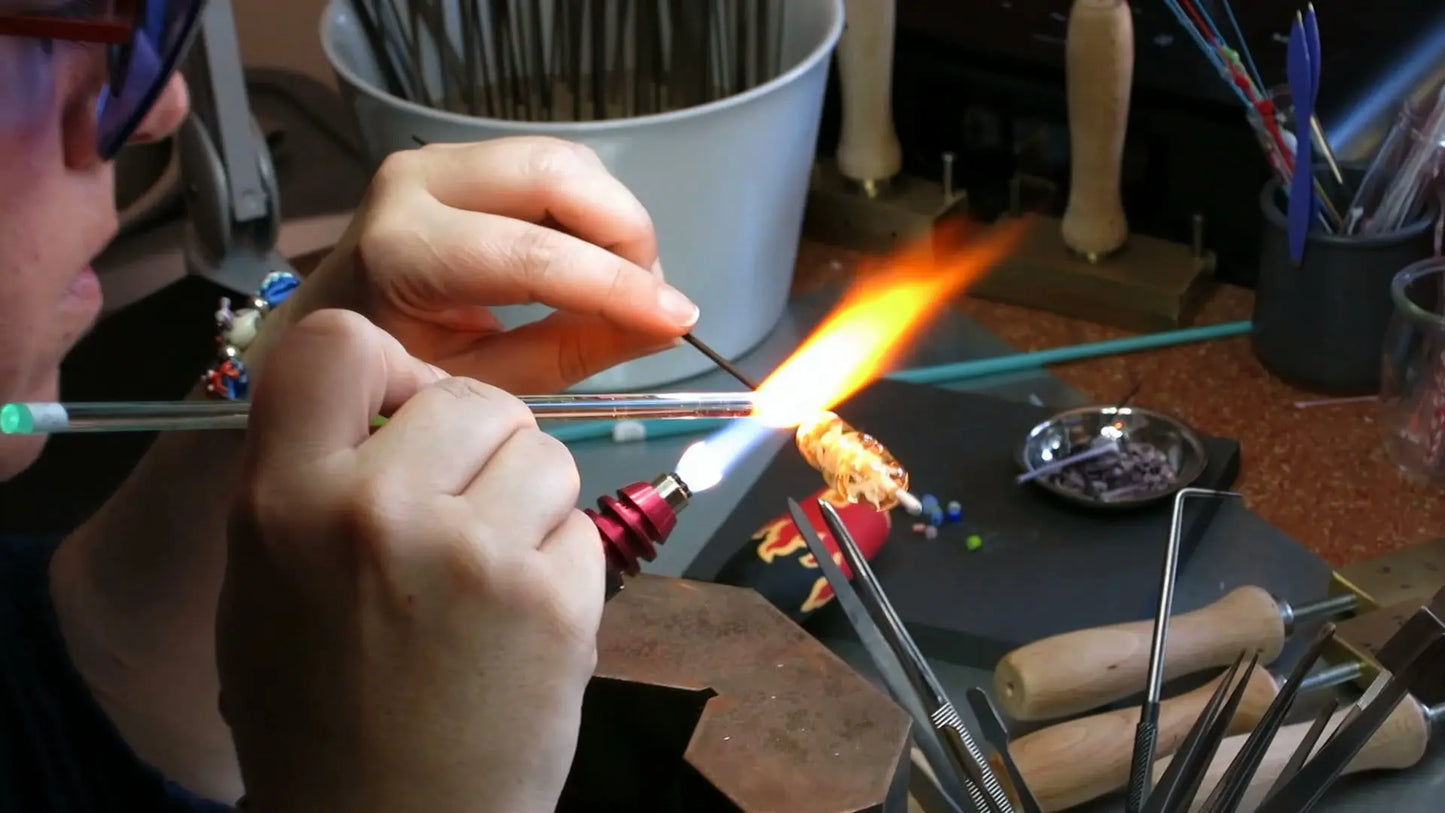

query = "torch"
[[590, 440, 723, 598]]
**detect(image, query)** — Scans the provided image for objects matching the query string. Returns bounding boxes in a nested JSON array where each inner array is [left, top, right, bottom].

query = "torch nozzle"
[[587, 473, 692, 598]]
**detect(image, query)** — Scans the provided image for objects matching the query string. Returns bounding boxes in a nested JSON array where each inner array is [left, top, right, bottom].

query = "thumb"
[[439, 312, 682, 393]]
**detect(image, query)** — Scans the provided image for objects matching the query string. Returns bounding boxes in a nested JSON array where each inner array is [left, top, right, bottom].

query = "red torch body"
[[586, 473, 692, 598]]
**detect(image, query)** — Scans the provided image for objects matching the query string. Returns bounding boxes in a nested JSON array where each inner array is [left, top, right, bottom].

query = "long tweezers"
[[785, 499, 1005, 813], [1197, 623, 1336, 812], [815, 499, 1016, 813], [785, 500, 973, 812], [1147, 651, 1260, 813], [1140, 651, 1250, 813]]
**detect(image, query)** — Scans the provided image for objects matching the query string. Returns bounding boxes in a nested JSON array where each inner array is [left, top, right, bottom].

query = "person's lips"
[[64, 265, 102, 310]]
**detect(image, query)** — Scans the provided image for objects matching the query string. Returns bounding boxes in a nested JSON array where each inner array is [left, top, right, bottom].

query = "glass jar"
[[1380, 257, 1445, 483]]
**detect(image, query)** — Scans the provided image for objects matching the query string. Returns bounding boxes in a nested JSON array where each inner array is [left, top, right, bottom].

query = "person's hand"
[[267, 136, 699, 393], [217, 309, 602, 813]]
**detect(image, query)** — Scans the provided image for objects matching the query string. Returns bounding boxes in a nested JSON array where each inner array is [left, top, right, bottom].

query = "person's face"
[[0, 18, 190, 480]]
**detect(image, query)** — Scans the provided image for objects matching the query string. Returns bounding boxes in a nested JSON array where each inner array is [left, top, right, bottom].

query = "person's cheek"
[[129, 75, 189, 143], [0, 41, 57, 136]]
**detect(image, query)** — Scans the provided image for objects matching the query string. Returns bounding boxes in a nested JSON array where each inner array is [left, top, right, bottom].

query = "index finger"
[[401, 203, 698, 334], [417, 138, 658, 269], [246, 309, 441, 469]]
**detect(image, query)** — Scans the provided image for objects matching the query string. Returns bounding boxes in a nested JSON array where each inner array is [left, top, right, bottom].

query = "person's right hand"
[[216, 309, 603, 813]]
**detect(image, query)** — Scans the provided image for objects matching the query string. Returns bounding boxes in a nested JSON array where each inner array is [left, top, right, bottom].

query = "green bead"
[[965, 534, 983, 551]]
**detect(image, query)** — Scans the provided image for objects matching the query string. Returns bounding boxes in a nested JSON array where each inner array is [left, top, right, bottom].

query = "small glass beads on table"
[[1045, 441, 1179, 501], [202, 271, 301, 400], [910, 493, 983, 551]]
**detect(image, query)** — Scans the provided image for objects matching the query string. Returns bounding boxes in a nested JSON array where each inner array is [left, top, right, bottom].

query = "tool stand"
[[803, 0, 964, 256], [972, 0, 1216, 332], [178, 0, 291, 297]]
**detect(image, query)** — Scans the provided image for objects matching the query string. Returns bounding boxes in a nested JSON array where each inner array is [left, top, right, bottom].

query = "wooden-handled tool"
[[994, 586, 1357, 722], [1013, 663, 1276, 812], [1060, 0, 1132, 258], [803, 0, 960, 256], [834, 0, 903, 193], [1011, 662, 1359, 812], [1151, 697, 1445, 813], [972, 0, 1215, 332]]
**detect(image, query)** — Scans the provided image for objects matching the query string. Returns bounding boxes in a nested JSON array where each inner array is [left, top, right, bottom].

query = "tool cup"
[[1253, 165, 1440, 395]]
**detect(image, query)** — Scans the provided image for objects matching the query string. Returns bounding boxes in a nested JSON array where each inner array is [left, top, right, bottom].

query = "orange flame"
[[751, 220, 1024, 427]]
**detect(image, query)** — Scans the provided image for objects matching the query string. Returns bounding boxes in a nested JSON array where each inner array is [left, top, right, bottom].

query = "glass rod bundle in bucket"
[[346, 0, 789, 121]]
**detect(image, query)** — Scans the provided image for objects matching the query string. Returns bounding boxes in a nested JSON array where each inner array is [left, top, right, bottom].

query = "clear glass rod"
[[1, 393, 759, 435]]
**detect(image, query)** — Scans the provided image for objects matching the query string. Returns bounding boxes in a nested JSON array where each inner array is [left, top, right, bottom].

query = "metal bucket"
[[319, 0, 844, 391]]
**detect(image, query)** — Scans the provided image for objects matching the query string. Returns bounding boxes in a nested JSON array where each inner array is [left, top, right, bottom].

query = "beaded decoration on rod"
[[202, 271, 301, 400]]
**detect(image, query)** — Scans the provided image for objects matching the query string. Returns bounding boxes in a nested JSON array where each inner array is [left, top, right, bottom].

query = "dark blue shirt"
[[0, 535, 232, 811]]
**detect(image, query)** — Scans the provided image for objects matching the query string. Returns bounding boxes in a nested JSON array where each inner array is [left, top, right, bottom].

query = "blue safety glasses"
[[0, 0, 208, 160]]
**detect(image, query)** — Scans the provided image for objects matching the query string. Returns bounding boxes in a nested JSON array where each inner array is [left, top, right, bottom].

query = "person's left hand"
[[267, 136, 700, 392]]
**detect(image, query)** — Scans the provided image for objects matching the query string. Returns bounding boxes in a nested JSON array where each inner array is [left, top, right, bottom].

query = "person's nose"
[[129, 75, 190, 143]]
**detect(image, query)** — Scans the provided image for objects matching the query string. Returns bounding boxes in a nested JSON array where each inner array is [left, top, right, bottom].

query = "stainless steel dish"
[[1017, 406, 1209, 510]]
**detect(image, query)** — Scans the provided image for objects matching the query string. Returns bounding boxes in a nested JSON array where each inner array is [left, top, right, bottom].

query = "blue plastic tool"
[[1304, 4, 1324, 223], [1286, 15, 1316, 264]]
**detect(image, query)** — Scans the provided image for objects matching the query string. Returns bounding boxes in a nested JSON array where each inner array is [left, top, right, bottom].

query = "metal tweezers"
[[786, 497, 1036, 813]]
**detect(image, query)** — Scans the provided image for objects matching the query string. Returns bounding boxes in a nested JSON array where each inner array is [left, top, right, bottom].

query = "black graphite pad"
[[683, 379, 1241, 668]]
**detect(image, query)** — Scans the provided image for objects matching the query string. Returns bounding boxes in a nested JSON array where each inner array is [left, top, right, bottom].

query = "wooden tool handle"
[[834, 0, 902, 186], [994, 586, 1286, 721], [1060, 0, 1132, 257], [1014, 664, 1279, 812], [1151, 697, 1431, 813]]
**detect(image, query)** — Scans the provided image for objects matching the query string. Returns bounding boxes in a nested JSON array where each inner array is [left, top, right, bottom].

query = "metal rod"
[[403, 0, 435, 107], [1298, 661, 1364, 694], [568, 0, 584, 120], [656, 0, 673, 110], [769, 0, 784, 79], [682, 333, 761, 390], [375, 0, 423, 102], [417, 0, 466, 111], [0, 393, 764, 435], [348, 0, 407, 98], [1127, 487, 1244, 812], [1283, 592, 1359, 632], [490, 0, 514, 117], [590, 0, 607, 118], [816, 500, 1015, 813], [461, 0, 480, 114], [476, 0, 500, 117], [629, 0, 644, 115], [611, 0, 628, 114], [695, 0, 710, 104], [528, 0, 549, 120]]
